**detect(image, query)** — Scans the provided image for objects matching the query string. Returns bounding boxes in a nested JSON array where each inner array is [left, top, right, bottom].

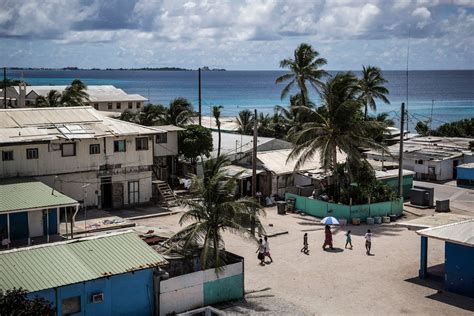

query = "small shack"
[[0, 231, 168, 315], [417, 220, 474, 298], [456, 162, 474, 187], [0, 178, 79, 247]]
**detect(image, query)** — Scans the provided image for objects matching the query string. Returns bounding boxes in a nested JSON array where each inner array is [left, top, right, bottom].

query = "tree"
[[166, 155, 264, 269], [0, 78, 28, 89], [415, 121, 430, 136], [178, 125, 213, 164], [212, 105, 223, 157], [0, 288, 54, 316], [275, 43, 328, 107], [36, 90, 63, 107], [431, 118, 474, 137], [61, 79, 89, 106], [138, 104, 167, 126], [165, 97, 193, 126], [236, 109, 254, 135], [289, 72, 385, 196], [358, 65, 390, 119]]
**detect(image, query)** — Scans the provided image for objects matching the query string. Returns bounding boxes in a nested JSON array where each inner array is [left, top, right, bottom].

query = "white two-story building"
[[2, 84, 147, 113], [0, 107, 181, 208]]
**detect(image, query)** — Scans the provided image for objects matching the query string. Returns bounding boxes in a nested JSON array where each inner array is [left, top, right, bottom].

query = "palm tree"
[[358, 65, 390, 119], [137, 104, 167, 126], [236, 109, 254, 135], [36, 90, 63, 107], [166, 156, 264, 269], [275, 43, 328, 107], [166, 97, 193, 126], [289, 72, 384, 188], [212, 105, 223, 157], [61, 79, 89, 106]]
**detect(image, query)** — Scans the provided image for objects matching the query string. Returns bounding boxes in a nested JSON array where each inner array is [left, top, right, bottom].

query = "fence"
[[285, 193, 404, 221]]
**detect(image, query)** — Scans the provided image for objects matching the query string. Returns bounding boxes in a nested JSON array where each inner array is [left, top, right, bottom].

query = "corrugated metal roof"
[[458, 162, 474, 169], [417, 219, 474, 247], [0, 231, 167, 292], [223, 164, 264, 179], [0, 178, 78, 213], [0, 107, 167, 143], [257, 149, 347, 175]]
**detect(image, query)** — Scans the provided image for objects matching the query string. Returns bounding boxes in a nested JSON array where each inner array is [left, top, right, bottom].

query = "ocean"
[[8, 69, 474, 129]]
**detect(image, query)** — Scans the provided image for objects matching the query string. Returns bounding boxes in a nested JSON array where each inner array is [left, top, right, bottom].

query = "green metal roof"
[[0, 178, 78, 213], [0, 231, 168, 292]]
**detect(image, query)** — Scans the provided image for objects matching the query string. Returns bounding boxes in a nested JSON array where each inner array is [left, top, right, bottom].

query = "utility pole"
[[398, 103, 405, 198], [3, 67, 7, 109], [198, 68, 202, 126], [251, 109, 257, 235], [429, 99, 434, 136]]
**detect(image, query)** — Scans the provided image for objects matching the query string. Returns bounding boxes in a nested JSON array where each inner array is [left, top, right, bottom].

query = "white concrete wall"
[[154, 131, 179, 157], [159, 262, 243, 316]]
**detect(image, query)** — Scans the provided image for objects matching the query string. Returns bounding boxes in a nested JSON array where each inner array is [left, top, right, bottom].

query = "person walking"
[[322, 225, 334, 250], [263, 236, 273, 263], [301, 233, 309, 254], [365, 229, 373, 255], [256, 238, 266, 265], [345, 230, 353, 249]]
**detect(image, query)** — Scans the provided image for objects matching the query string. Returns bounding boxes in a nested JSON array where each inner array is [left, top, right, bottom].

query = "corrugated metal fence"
[[285, 193, 404, 221]]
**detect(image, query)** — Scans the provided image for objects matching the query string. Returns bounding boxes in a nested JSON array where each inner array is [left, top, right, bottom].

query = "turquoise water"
[[8, 69, 474, 129]]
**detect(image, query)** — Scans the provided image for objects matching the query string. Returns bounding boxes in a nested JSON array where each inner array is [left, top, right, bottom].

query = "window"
[[116, 102, 121, 109], [415, 160, 423, 165], [107, 103, 113, 110], [128, 102, 133, 109], [93, 103, 99, 110], [61, 143, 76, 157], [128, 181, 139, 205], [26, 148, 39, 159], [136, 137, 148, 151], [114, 140, 126, 152], [2, 151, 13, 161], [62, 296, 81, 315], [90, 144, 100, 155], [156, 133, 167, 143], [136, 102, 141, 109]]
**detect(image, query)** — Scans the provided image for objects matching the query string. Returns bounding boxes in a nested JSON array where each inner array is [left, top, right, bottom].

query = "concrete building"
[[366, 137, 474, 181], [0, 178, 79, 246], [417, 220, 474, 298], [0, 232, 168, 315], [0, 107, 181, 208], [2, 84, 147, 113]]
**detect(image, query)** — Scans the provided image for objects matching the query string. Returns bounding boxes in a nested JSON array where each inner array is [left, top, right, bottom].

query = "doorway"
[[101, 177, 112, 209], [28, 210, 43, 237], [453, 160, 459, 179]]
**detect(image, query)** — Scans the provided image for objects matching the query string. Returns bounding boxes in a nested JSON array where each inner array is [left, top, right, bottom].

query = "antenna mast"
[[405, 32, 410, 139]]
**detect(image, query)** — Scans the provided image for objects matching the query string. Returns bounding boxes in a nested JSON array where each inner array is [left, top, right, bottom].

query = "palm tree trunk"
[[364, 103, 368, 120], [300, 88, 307, 108], [332, 146, 338, 199], [217, 125, 221, 157]]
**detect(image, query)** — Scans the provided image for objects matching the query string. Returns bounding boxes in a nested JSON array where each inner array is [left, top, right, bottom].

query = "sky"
[[0, 0, 473, 70]]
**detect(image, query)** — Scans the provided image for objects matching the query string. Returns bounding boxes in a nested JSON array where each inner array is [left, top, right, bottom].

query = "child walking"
[[263, 236, 273, 263], [301, 233, 309, 254], [365, 229, 373, 255], [345, 230, 353, 249], [256, 238, 265, 265]]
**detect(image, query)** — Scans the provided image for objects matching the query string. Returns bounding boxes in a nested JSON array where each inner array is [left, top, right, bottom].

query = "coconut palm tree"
[[36, 90, 63, 107], [61, 79, 89, 106], [212, 105, 223, 157], [275, 43, 328, 107], [138, 104, 167, 126], [358, 65, 390, 119], [166, 156, 264, 269], [289, 72, 384, 184], [236, 109, 254, 135], [165, 97, 193, 126]]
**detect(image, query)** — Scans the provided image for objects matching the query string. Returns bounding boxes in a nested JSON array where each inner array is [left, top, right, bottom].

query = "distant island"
[[8, 66, 226, 71]]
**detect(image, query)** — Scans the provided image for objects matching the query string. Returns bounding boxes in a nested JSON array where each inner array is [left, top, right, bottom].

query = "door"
[[28, 210, 43, 237], [101, 177, 112, 209], [453, 160, 459, 179], [112, 182, 124, 209]]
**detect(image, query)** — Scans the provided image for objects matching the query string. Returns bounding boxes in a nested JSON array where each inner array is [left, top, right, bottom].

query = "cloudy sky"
[[0, 0, 473, 70]]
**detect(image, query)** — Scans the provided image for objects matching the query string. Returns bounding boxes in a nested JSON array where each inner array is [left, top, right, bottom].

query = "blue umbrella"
[[320, 216, 340, 225]]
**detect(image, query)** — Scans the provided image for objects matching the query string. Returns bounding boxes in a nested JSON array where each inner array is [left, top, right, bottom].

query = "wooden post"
[[251, 109, 257, 235], [3, 67, 7, 109], [198, 68, 202, 126]]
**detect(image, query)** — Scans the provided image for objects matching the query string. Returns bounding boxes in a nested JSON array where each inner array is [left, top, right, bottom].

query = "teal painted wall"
[[285, 193, 404, 221], [381, 175, 413, 199], [203, 274, 244, 306]]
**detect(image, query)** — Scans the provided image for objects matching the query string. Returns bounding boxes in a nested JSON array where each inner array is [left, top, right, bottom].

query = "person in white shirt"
[[264, 236, 273, 263], [364, 229, 373, 255]]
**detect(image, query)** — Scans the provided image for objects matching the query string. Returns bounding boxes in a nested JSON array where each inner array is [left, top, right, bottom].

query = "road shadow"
[[323, 247, 344, 253], [405, 264, 474, 312]]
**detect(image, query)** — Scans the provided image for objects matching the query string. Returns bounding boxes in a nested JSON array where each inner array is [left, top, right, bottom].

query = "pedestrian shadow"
[[324, 247, 344, 253]]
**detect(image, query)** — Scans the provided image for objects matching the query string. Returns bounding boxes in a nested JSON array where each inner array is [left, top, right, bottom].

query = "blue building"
[[457, 162, 474, 187], [417, 220, 474, 298], [0, 231, 168, 315], [0, 178, 79, 247]]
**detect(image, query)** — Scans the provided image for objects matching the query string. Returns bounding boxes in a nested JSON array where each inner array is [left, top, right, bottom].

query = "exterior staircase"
[[152, 180, 177, 206]]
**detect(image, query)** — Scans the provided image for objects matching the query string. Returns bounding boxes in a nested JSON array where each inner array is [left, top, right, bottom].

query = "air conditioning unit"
[[91, 293, 104, 304]]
